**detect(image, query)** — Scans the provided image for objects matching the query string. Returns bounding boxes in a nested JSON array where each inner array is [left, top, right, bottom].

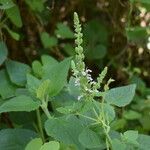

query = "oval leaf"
[[45, 115, 84, 150], [0, 69, 16, 99], [79, 128, 105, 149], [138, 134, 150, 150], [43, 57, 71, 97], [40, 141, 60, 150], [0, 129, 37, 150], [26, 74, 41, 95], [40, 32, 58, 48], [6, 5, 22, 27], [55, 23, 74, 39], [105, 84, 136, 107], [32, 60, 43, 78], [0, 95, 40, 113], [6, 59, 31, 86], [25, 138, 43, 150], [4, 26, 20, 40]]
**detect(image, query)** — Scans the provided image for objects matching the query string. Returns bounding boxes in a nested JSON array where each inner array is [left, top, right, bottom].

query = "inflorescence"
[[71, 12, 113, 101]]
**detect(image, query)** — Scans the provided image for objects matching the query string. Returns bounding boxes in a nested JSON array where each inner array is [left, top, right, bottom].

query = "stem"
[[106, 138, 110, 150], [99, 96, 112, 149], [42, 106, 51, 119], [104, 126, 112, 148], [36, 109, 45, 142], [41, 101, 52, 119], [76, 113, 97, 122]]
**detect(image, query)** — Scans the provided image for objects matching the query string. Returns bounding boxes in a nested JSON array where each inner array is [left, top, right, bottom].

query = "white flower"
[[77, 95, 83, 100], [94, 89, 99, 93], [75, 79, 80, 86], [82, 71, 86, 76], [91, 81, 96, 85], [87, 74, 93, 81], [88, 89, 93, 93], [86, 69, 92, 73]]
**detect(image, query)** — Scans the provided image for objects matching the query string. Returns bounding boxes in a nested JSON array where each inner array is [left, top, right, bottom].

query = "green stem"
[[99, 96, 112, 149], [36, 109, 45, 142], [42, 107, 51, 119], [104, 126, 112, 149], [41, 101, 52, 119], [76, 113, 97, 122]]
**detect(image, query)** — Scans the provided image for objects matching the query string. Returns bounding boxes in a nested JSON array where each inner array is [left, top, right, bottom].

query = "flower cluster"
[[72, 12, 111, 101]]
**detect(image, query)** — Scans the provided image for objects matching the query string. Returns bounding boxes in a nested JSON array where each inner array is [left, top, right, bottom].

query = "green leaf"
[[86, 101, 115, 122], [4, 26, 20, 40], [112, 139, 126, 150], [15, 88, 31, 97], [130, 0, 150, 4], [43, 57, 71, 97], [141, 0, 150, 4], [25, 0, 44, 12], [26, 74, 41, 95], [36, 79, 50, 100], [68, 77, 80, 99], [0, 41, 8, 65], [0, 0, 15, 9], [0, 95, 40, 113], [55, 23, 74, 39], [105, 84, 136, 107], [25, 138, 43, 150], [41, 55, 58, 72], [84, 20, 108, 45], [0, 69, 16, 99], [129, 75, 146, 93], [138, 134, 150, 150], [122, 130, 139, 146], [52, 90, 76, 109], [111, 119, 127, 130], [41, 55, 58, 65], [86, 44, 107, 60], [9, 111, 36, 125], [45, 115, 85, 150], [6, 5, 22, 27], [40, 141, 60, 150], [140, 115, 150, 130], [40, 32, 58, 48], [83, 20, 108, 60], [97, 102, 116, 122], [126, 27, 148, 43], [124, 110, 142, 120], [0, 129, 37, 150], [63, 44, 75, 56], [56, 102, 83, 115], [59, 143, 76, 150], [32, 60, 43, 78], [78, 128, 105, 149], [6, 59, 31, 86]]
